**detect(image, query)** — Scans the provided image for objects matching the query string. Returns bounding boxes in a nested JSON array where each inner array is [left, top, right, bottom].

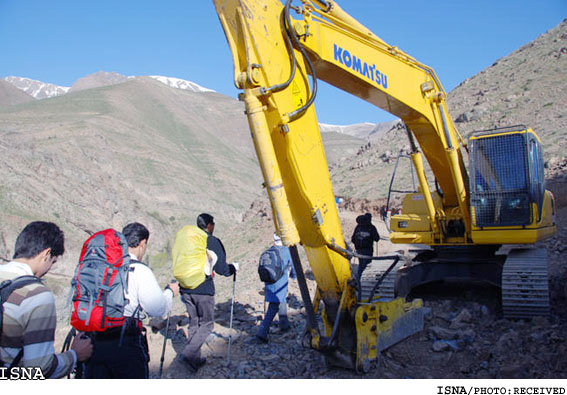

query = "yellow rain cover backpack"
[[172, 225, 210, 289]]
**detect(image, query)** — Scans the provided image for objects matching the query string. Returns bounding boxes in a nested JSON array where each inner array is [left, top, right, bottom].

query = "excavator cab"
[[469, 125, 543, 227], [384, 125, 555, 319], [469, 125, 555, 244]]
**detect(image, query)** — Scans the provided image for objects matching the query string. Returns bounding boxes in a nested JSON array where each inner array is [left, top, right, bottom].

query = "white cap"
[[273, 233, 282, 242]]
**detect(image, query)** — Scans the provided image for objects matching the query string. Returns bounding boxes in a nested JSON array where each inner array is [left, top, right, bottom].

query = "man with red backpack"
[[78, 222, 179, 379], [0, 221, 92, 378], [172, 213, 238, 372]]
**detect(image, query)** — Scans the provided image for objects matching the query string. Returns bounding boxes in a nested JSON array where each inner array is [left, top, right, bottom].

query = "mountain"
[[320, 131, 365, 165], [0, 18, 565, 309], [1, 17, 566, 380], [320, 120, 400, 141], [2, 76, 69, 99], [319, 122, 375, 139], [148, 76, 215, 93], [69, 71, 130, 92], [447, 19, 567, 159], [0, 80, 35, 106], [0, 77, 262, 276]]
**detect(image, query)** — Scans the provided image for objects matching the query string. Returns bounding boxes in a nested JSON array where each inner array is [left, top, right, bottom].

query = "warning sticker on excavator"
[[291, 80, 303, 108]]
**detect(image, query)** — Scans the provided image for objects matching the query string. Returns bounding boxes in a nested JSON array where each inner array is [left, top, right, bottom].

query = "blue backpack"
[[258, 246, 286, 284]]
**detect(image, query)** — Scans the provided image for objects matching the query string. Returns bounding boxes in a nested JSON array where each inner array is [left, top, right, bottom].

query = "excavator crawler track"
[[359, 258, 403, 302], [501, 248, 550, 319]]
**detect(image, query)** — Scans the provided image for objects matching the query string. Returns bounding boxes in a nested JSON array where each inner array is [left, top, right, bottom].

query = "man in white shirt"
[[83, 222, 179, 379]]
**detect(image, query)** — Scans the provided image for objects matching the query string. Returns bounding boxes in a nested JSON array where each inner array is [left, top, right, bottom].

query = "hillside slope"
[[0, 77, 262, 275], [0, 80, 35, 107], [447, 19, 567, 158]]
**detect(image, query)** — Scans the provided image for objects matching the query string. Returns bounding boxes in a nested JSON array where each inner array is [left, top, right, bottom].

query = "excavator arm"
[[211, 0, 555, 369], [212, 0, 427, 371]]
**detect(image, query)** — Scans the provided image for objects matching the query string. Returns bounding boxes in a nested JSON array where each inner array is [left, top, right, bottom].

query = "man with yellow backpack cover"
[[172, 213, 238, 372]]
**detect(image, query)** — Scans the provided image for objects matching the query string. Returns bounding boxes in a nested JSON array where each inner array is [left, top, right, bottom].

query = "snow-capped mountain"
[[3, 76, 70, 99], [319, 122, 376, 137], [148, 76, 215, 93], [319, 120, 402, 141], [4, 73, 215, 99]]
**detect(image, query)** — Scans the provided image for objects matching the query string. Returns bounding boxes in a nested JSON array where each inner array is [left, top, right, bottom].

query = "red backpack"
[[70, 229, 131, 332]]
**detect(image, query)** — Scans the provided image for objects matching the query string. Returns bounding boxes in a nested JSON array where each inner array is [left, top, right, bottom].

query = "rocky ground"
[[120, 195, 567, 380]]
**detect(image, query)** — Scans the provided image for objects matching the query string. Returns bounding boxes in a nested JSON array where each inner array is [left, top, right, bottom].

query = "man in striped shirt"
[[0, 221, 92, 378]]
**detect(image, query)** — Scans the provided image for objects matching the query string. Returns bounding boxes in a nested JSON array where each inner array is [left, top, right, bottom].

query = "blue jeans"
[[256, 302, 290, 339]]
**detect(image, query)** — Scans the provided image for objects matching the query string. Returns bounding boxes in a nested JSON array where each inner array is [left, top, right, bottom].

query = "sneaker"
[[246, 334, 268, 344], [196, 357, 206, 368], [176, 355, 200, 372]]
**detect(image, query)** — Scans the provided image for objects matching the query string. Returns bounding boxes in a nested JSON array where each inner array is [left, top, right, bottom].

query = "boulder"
[[450, 308, 472, 329], [495, 330, 520, 354], [432, 340, 452, 352], [429, 326, 458, 340]]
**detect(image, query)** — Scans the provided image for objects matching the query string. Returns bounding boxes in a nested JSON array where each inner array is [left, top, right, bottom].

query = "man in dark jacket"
[[380, 205, 388, 222], [351, 213, 380, 280], [175, 213, 238, 372]]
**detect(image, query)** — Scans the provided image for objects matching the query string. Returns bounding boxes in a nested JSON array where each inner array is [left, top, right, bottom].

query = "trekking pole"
[[227, 272, 236, 366], [158, 313, 171, 379], [61, 328, 76, 379]]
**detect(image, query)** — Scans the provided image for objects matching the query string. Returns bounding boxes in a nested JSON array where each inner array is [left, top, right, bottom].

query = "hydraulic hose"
[[260, 6, 297, 95], [283, 0, 319, 122]]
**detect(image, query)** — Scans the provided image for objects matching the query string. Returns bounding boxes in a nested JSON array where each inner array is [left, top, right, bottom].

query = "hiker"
[[172, 213, 238, 372], [351, 212, 380, 280], [82, 222, 179, 379], [255, 233, 296, 343], [380, 205, 387, 222], [0, 221, 92, 378]]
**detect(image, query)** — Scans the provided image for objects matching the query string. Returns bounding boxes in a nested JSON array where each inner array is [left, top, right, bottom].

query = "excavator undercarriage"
[[360, 246, 550, 319]]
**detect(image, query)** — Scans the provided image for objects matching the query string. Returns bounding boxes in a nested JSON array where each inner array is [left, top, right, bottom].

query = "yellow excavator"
[[211, 0, 557, 372]]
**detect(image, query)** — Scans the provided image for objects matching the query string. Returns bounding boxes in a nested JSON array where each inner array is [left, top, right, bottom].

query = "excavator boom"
[[213, 0, 426, 371], [211, 0, 556, 370]]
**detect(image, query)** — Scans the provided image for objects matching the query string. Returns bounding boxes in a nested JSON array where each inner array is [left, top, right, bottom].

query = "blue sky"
[[0, 0, 565, 125]]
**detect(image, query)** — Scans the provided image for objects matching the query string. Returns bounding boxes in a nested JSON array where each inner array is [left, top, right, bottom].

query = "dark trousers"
[[83, 328, 149, 379], [181, 293, 214, 363], [356, 248, 373, 281], [256, 302, 290, 339]]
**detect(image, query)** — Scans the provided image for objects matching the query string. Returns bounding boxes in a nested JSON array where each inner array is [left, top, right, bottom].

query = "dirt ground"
[[122, 204, 567, 379]]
